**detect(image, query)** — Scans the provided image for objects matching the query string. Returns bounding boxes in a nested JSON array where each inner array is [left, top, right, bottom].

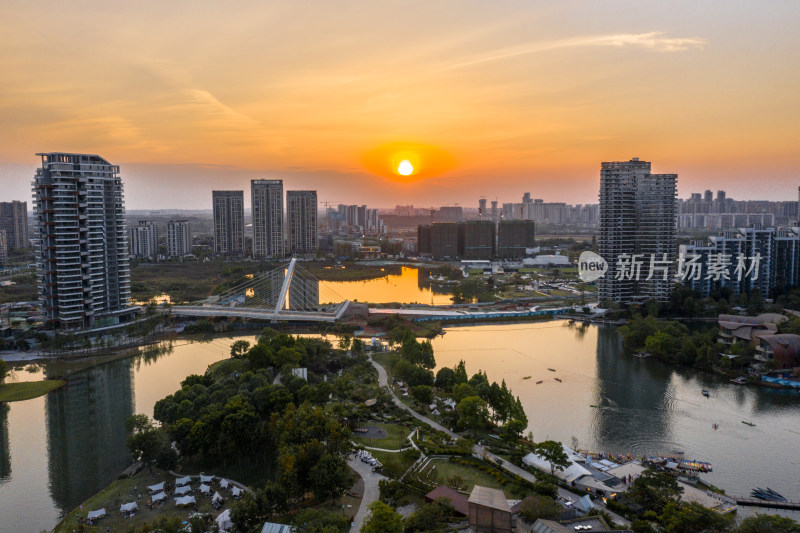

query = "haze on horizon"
[[1, 0, 798, 210]]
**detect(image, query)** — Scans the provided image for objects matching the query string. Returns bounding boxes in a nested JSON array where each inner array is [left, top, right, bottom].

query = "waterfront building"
[[462, 220, 495, 260], [755, 334, 800, 369], [166, 220, 191, 258], [598, 158, 677, 304], [33, 152, 135, 329], [252, 179, 284, 259], [286, 190, 317, 255], [0, 201, 29, 249], [212, 190, 245, 256], [430, 223, 460, 259], [497, 220, 535, 258], [128, 221, 158, 260], [417, 225, 432, 256]]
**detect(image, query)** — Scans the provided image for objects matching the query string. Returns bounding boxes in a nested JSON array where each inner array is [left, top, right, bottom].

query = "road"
[[348, 455, 386, 531], [368, 356, 630, 527]]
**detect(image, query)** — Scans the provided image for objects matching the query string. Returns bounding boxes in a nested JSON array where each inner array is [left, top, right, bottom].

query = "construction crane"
[[423, 207, 436, 225], [321, 201, 341, 231]]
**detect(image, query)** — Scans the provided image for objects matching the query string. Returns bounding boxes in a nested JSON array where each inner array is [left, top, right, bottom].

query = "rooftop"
[[468, 485, 510, 512]]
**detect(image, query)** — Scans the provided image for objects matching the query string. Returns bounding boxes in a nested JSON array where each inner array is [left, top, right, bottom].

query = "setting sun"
[[398, 160, 413, 176]]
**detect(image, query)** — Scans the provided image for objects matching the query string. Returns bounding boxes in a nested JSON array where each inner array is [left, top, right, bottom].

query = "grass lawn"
[[54, 468, 223, 533], [352, 423, 411, 450], [0, 379, 65, 402], [422, 458, 507, 493], [370, 449, 418, 478]]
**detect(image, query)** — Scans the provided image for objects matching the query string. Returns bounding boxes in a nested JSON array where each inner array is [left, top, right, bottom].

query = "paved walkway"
[[369, 356, 630, 527], [348, 455, 386, 531]]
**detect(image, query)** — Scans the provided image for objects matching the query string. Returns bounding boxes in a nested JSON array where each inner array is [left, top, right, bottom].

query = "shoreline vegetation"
[[0, 379, 64, 402]]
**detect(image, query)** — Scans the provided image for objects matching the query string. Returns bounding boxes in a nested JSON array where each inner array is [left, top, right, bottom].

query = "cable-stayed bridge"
[[171, 259, 352, 322]]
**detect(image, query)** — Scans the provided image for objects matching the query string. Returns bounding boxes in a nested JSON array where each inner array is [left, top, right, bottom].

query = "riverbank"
[[0, 379, 64, 402]]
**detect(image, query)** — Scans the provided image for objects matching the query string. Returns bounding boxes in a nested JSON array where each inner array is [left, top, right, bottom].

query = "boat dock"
[[733, 497, 800, 510]]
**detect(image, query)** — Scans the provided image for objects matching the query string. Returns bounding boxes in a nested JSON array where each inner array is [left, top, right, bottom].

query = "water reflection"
[[320, 266, 453, 305], [46, 360, 135, 513], [0, 403, 10, 480]]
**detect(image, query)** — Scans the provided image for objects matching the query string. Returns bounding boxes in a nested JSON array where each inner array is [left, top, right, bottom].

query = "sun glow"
[[397, 160, 413, 175]]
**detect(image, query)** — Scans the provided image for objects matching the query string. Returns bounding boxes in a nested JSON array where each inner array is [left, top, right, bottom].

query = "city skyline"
[[1, 1, 799, 208]]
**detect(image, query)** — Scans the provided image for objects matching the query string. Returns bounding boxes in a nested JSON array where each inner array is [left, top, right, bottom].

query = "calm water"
[[320, 266, 453, 305], [2, 322, 800, 531]]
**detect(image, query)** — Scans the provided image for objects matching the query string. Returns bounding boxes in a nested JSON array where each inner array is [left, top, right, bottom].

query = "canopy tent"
[[216, 509, 233, 531], [230, 486, 243, 497], [147, 482, 165, 493], [120, 502, 138, 513], [174, 485, 192, 496], [175, 495, 196, 507], [219, 479, 230, 489], [200, 474, 214, 483], [199, 483, 211, 494], [87, 509, 106, 520], [152, 491, 168, 503], [175, 476, 192, 486], [212, 492, 224, 503]]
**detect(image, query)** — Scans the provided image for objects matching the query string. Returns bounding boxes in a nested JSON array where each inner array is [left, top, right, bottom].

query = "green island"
[[0, 379, 65, 402]]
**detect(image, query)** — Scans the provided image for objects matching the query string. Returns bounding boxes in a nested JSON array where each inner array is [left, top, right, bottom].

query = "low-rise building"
[[425, 485, 469, 516], [468, 485, 512, 533], [754, 334, 800, 369], [717, 313, 785, 344]]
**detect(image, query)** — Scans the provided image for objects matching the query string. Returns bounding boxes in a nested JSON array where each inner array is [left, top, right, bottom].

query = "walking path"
[[368, 356, 630, 527], [348, 455, 385, 531]]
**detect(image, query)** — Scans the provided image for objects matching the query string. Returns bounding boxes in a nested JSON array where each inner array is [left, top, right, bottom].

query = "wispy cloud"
[[447, 31, 707, 70]]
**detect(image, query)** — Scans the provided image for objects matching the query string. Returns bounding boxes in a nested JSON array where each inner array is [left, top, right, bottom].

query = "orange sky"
[[1, 1, 798, 209]]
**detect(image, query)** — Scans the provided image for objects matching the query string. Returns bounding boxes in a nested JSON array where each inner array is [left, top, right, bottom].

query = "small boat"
[[522, 376, 531, 380], [742, 421, 756, 427], [730, 376, 748, 385], [634, 352, 652, 359], [536, 380, 543, 384], [547, 368, 556, 372], [554, 377, 562, 382], [712, 423, 719, 430], [702, 390, 710, 397]]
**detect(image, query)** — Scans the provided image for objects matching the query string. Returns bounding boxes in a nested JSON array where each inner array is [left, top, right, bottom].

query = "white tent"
[[230, 485, 243, 497], [199, 483, 211, 494], [219, 479, 230, 489], [147, 482, 165, 493], [152, 491, 168, 503], [216, 509, 233, 531], [87, 509, 106, 520], [174, 485, 192, 496], [200, 474, 214, 483], [175, 495, 196, 506], [176, 476, 192, 486], [120, 502, 138, 513], [212, 491, 224, 504]]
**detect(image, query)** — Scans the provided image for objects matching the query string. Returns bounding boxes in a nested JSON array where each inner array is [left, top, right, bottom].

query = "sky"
[[1, 0, 799, 209]]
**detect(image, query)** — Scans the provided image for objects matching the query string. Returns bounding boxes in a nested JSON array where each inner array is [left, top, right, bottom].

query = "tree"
[[457, 396, 489, 436], [360, 501, 403, 533], [737, 514, 800, 533], [435, 367, 456, 392], [294, 508, 349, 532], [310, 453, 351, 504], [410, 385, 433, 405], [125, 414, 162, 473], [0, 359, 7, 381], [660, 501, 733, 532], [500, 418, 527, 444], [518, 494, 562, 522], [230, 339, 250, 358], [403, 499, 454, 532], [535, 440, 570, 477], [453, 360, 468, 384], [452, 382, 476, 402], [230, 494, 264, 533], [626, 470, 683, 514], [338, 335, 352, 351]]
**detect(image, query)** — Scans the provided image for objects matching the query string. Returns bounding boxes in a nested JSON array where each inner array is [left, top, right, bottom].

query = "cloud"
[[447, 31, 707, 70]]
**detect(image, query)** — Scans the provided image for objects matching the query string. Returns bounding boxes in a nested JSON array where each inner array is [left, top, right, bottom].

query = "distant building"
[[468, 485, 512, 533], [417, 225, 432, 255], [286, 190, 317, 255], [430, 223, 460, 259], [33, 152, 135, 329], [498, 220, 535, 258], [128, 221, 159, 260], [462, 220, 495, 259], [598, 158, 677, 304], [252, 179, 284, 259], [0, 229, 6, 266], [212, 190, 245, 256], [0, 201, 29, 249], [166, 220, 191, 258], [436, 206, 464, 222]]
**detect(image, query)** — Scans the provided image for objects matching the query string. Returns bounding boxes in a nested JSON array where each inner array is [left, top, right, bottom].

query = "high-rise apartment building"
[[598, 158, 677, 304], [128, 221, 158, 260], [0, 230, 7, 266], [0, 201, 29, 249], [462, 220, 495, 259], [287, 190, 318, 256], [251, 179, 284, 259], [33, 153, 134, 329], [497, 220, 536, 258], [166, 220, 191, 258], [212, 190, 245, 256]]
